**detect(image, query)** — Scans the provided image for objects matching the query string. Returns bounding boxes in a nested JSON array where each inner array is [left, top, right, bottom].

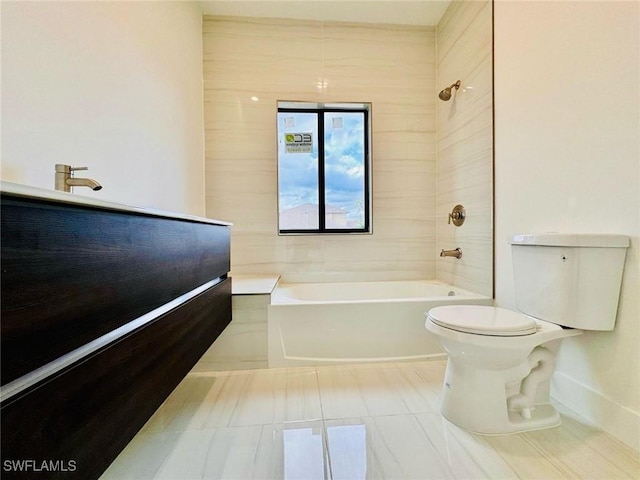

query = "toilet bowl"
[[426, 305, 581, 434], [426, 233, 629, 435]]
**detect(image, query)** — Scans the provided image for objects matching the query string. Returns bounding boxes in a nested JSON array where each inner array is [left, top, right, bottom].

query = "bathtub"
[[267, 280, 493, 367]]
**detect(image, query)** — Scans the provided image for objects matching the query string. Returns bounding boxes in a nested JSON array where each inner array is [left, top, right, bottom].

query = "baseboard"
[[551, 370, 640, 452]]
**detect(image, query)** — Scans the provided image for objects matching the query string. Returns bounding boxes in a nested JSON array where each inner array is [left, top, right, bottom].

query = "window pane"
[[324, 112, 366, 229], [277, 112, 319, 230]]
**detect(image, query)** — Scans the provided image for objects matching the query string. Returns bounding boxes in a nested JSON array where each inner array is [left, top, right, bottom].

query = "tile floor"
[[101, 361, 640, 479]]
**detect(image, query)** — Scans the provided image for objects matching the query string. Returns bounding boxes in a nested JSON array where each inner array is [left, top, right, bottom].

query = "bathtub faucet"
[[55, 164, 102, 192], [440, 248, 462, 259]]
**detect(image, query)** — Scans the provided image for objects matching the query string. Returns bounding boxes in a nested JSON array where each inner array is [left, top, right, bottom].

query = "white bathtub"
[[267, 280, 492, 367]]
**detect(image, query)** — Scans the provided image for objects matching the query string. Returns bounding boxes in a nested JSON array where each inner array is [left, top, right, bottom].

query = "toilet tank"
[[511, 233, 629, 330]]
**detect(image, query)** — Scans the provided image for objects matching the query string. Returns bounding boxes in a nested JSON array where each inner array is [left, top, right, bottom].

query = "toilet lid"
[[427, 305, 538, 336]]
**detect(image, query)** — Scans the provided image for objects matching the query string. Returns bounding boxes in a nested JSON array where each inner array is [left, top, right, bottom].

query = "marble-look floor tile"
[[228, 367, 322, 426], [392, 361, 446, 413], [519, 410, 640, 479], [100, 431, 180, 480], [317, 361, 446, 420], [103, 361, 640, 480], [155, 429, 217, 480], [483, 433, 569, 479], [339, 365, 412, 417], [159, 422, 327, 480], [137, 373, 223, 434], [141, 371, 253, 432], [316, 365, 371, 419], [555, 403, 640, 477], [227, 368, 288, 426], [415, 413, 518, 479], [193, 358, 268, 372], [325, 414, 454, 480], [284, 367, 324, 423]]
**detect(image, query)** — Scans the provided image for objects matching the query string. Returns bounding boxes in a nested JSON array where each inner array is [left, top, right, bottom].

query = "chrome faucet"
[[440, 248, 462, 259], [55, 164, 102, 192]]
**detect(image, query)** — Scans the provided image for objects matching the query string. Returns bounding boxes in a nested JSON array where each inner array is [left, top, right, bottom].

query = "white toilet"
[[426, 233, 629, 434]]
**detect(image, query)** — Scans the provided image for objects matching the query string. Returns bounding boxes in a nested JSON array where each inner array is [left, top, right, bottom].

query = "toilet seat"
[[427, 305, 538, 336]]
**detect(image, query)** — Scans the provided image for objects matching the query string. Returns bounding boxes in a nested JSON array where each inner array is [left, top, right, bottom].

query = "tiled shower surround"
[[436, 1, 493, 296], [203, 16, 436, 281], [203, 1, 492, 293]]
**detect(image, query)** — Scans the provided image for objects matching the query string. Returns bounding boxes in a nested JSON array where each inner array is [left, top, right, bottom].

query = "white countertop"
[[1, 181, 232, 227], [231, 275, 280, 295]]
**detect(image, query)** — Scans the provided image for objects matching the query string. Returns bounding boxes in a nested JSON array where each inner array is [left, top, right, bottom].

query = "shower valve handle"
[[449, 212, 462, 223], [448, 205, 466, 226]]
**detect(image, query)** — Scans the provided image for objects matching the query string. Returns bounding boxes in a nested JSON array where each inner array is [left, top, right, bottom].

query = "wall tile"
[[436, 1, 493, 296], [204, 16, 436, 280]]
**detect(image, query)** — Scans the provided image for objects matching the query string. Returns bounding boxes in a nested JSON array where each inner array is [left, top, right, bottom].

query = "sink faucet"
[[55, 164, 102, 192]]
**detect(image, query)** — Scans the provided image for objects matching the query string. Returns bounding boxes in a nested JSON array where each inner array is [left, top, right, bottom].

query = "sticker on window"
[[285, 133, 313, 153]]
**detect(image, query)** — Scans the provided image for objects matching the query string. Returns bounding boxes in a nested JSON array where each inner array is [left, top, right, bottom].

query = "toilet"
[[426, 233, 629, 434]]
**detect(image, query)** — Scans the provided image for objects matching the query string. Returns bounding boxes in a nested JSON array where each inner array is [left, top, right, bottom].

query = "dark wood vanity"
[[0, 183, 232, 479]]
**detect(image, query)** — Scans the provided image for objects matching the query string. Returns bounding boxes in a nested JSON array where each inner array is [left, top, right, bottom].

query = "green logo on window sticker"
[[284, 133, 312, 153]]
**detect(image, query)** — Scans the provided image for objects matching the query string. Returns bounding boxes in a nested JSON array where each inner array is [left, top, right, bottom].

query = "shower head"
[[438, 80, 461, 101]]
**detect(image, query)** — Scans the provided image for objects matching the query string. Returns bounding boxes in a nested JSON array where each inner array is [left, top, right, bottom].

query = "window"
[[277, 102, 372, 234]]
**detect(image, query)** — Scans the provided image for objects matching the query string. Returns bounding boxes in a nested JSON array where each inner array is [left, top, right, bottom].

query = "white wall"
[[204, 16, 437, 281], [436, 0, 493, 296], [495, 1, 639, 450], [1, 1, 206, 215]]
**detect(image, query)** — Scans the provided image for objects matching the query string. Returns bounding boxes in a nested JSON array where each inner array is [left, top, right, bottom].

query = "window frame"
[[277, 102, 372, 235]]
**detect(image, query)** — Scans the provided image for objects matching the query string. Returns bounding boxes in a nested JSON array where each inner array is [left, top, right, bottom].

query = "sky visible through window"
[[277, 111, 365, 231]]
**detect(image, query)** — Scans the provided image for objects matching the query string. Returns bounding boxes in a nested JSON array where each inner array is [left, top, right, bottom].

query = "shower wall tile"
[[436, 1, 493, 296], [204, 16, 436, 280]]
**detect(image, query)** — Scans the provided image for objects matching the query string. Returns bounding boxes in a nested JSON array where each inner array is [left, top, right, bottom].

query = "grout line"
[[313, 366, 335, 480]]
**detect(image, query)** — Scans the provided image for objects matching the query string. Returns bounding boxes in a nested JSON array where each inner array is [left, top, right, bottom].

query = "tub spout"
[[440, 248, 462, 259], [55, 164, 102, 192]]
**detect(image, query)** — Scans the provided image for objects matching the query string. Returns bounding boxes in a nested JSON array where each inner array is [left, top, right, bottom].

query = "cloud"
[[277, 110, 366, 218]]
